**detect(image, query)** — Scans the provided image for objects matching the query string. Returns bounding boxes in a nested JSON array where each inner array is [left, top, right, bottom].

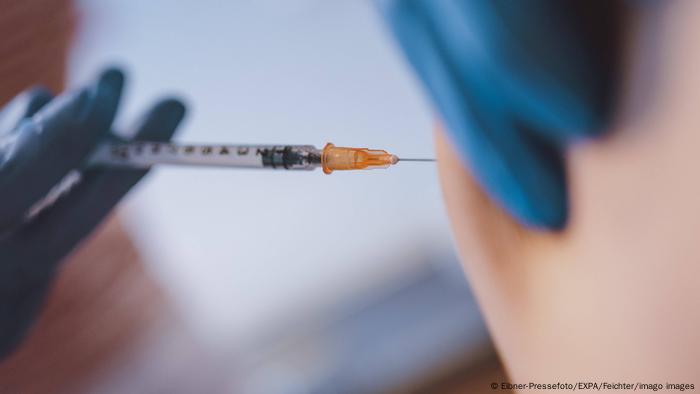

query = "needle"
[[397, 158, 436, 162]]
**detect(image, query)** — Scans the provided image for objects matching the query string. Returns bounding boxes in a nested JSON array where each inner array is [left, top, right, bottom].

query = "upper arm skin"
[[435, 1, 700, 382]]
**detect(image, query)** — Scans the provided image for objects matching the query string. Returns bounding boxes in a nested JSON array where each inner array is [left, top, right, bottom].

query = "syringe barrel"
[[89, 143, 321, 170]]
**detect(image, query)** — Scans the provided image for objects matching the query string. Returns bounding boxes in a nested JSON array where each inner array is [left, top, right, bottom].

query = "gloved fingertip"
[[96, 67, 125, 94], [0, 87, 53, 133], [132, 98, 187, 142], [94, 69, 124, 108], [23, 87, 54, 118], [33, 87, 90, 124], [79, 68, 126, 133], [154, 97, 187, 122]]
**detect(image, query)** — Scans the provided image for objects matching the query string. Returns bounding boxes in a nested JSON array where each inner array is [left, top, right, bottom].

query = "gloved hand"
[[0, 68, 185, 358], [379, 0, 622, 229]]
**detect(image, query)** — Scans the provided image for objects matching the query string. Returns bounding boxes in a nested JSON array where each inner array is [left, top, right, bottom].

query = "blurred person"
[[382, 0, 699, 386]]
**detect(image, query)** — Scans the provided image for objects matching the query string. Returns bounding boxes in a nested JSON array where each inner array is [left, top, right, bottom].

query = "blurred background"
[[0, 1, 509, 392]]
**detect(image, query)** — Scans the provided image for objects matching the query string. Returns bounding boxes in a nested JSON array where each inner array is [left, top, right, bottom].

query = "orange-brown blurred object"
[[0, 0, 75, 103]]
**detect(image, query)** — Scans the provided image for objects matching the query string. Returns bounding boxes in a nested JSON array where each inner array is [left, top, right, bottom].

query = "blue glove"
[[379, 0, 622, 229], [0, 68, 185, 358]]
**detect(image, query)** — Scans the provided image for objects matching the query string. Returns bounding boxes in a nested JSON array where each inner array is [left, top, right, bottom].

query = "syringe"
[[89, 142, 432, 174], [26, 142, 432, 220]]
